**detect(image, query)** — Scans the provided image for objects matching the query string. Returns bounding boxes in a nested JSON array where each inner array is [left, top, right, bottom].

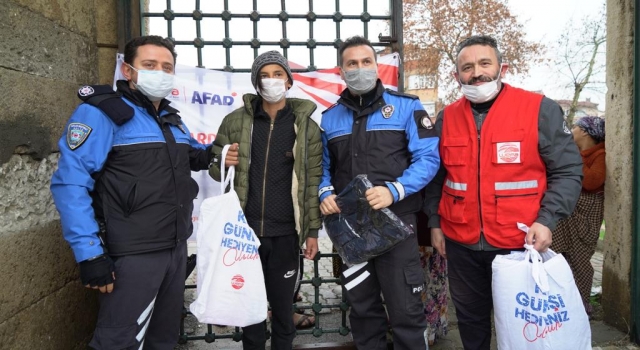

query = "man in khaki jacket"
[[209, 50, 322, 350]]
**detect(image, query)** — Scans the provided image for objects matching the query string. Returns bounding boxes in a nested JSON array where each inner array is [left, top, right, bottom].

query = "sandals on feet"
[[293, 313, 315, 329]]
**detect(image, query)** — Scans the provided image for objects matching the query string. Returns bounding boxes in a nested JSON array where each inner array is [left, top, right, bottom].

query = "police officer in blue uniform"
[[318, 36, 440, 350], [50, 36, 212, 350]]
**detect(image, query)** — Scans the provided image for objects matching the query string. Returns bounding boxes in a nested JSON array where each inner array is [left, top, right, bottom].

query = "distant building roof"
[[555, 98, 599, 109]]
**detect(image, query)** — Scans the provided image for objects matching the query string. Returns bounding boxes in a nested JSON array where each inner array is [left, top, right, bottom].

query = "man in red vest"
[[424, 35, 583, 349]]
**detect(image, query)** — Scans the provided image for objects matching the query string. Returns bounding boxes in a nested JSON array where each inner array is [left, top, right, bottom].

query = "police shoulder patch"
[[78, 85, 95, 97], [67, 123, 93, 150], [421, 116, 434, 129]]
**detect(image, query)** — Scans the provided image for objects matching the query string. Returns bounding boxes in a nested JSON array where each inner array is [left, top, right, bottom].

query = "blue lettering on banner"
[[191, 91, 235, 106]]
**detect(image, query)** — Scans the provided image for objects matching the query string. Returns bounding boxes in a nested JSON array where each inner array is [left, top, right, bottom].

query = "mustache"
[[465, 75, 494, 85]]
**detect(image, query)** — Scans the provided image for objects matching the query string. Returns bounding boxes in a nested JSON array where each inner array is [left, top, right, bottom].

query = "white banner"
[[114, 53, 399, 238]]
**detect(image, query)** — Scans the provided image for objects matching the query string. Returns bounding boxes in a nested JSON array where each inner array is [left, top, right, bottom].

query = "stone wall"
[[602, 0, 635, 333], [0, 0, 117, 348]]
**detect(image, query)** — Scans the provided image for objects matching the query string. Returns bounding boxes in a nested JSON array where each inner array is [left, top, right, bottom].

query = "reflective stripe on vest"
[[494, 180, 538, 191], [445, 179, 467, 191]]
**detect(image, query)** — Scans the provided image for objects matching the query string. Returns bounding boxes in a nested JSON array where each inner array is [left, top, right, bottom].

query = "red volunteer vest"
[[439, 84, 547, 249]]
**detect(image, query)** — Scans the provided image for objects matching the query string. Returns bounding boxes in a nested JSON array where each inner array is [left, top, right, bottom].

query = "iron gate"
[[117, 0, 405, 345], [120, 0, 404, 88]]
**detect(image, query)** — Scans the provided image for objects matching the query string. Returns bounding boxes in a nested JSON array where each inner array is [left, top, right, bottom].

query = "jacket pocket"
[[328, 134, 350, 174], [440, 191, 467, 223], [495, 193, 538, 225], [442, 137, 469, 166], [188, 177, 199, 200], [123, 181, 138, 217], [492, 130, 525, 164], [404, 263, 426, 314]]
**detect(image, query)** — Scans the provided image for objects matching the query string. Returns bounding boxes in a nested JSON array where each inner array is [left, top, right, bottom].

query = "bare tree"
[[403, 0, 546, 104], [555, 3, 606, 125]]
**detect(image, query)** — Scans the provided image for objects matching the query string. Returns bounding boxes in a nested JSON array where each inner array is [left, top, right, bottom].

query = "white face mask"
[[258, 78, 287, 103], [128, 64, 175, 102], [459, 73, 501, 103]]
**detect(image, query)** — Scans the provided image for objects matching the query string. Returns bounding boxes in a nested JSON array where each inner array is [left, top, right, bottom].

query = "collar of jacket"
[[250, 95, 293, 121], [116, 80, 179, 118], [337, 79, 386, 116], [241, 93, 318, 119]]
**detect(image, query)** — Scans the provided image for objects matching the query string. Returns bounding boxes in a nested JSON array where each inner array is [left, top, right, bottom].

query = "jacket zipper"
[[260, 119, 275, 236], [302, 118, 309, 242], [153, 107, 181, 244], [477, 132, 484, 250]]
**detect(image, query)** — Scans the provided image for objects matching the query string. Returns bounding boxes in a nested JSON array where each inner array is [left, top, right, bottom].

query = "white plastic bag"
[[189, 145, 268, 327], [491, 223, 591, 349]]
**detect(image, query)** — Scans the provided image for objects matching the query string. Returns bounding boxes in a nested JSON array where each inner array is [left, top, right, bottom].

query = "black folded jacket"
[[324, 175, 413, 266]]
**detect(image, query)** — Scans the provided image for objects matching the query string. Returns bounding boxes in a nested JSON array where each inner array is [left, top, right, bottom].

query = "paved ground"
[[176, 237, 639, 349]]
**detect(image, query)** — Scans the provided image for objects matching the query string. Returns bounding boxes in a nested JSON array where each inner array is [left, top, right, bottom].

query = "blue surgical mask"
[[128, 64, 175, 101]]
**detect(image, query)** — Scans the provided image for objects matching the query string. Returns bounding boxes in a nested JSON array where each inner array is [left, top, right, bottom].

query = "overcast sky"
[[507, 0, 606, 109], [145, 0, 607, 110]]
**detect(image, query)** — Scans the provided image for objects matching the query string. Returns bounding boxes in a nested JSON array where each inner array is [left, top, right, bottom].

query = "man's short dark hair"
[[124, 35, 178, 65], [338, 36, 377, 66], [455, 35, 503, 67]]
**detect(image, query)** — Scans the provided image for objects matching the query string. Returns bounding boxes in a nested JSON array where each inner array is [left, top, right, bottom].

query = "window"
[[407, 74, 436, 90]]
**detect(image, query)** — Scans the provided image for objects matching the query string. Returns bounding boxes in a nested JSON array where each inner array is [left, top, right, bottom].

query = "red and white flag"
[[288, 53, 399, 112]]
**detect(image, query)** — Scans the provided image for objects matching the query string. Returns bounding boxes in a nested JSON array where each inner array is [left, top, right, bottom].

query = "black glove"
[[79, 255, 115, 287]]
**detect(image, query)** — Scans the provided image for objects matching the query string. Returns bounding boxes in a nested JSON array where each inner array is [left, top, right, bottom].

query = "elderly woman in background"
[[551, 115, 606, 316]]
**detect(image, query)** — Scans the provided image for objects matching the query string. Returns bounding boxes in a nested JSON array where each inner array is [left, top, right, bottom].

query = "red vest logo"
[[497, 142, 521, 163], [231, 274, 245, 290]]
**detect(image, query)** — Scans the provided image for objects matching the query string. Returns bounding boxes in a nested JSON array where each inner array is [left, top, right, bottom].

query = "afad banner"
[[113, 53, 399, 237]]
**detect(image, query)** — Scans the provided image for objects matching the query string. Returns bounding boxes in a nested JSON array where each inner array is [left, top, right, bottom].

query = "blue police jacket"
[[51, 81, 211, 262], [319, 81, 440, 217]]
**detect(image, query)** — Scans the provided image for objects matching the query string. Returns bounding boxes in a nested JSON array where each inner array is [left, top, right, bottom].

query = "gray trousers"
[[340, 214, 428, 350], [89, 241, 187, 350]]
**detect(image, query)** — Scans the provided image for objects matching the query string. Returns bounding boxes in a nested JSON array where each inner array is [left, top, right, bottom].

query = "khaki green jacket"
[[209, 94, 322, 245]]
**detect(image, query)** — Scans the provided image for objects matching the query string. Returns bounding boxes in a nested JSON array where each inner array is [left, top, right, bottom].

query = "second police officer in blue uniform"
[[319, 36, 440, 350]]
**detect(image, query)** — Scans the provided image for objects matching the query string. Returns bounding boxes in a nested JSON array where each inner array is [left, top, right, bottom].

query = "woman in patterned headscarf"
[[551, 115, 606, 317]]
